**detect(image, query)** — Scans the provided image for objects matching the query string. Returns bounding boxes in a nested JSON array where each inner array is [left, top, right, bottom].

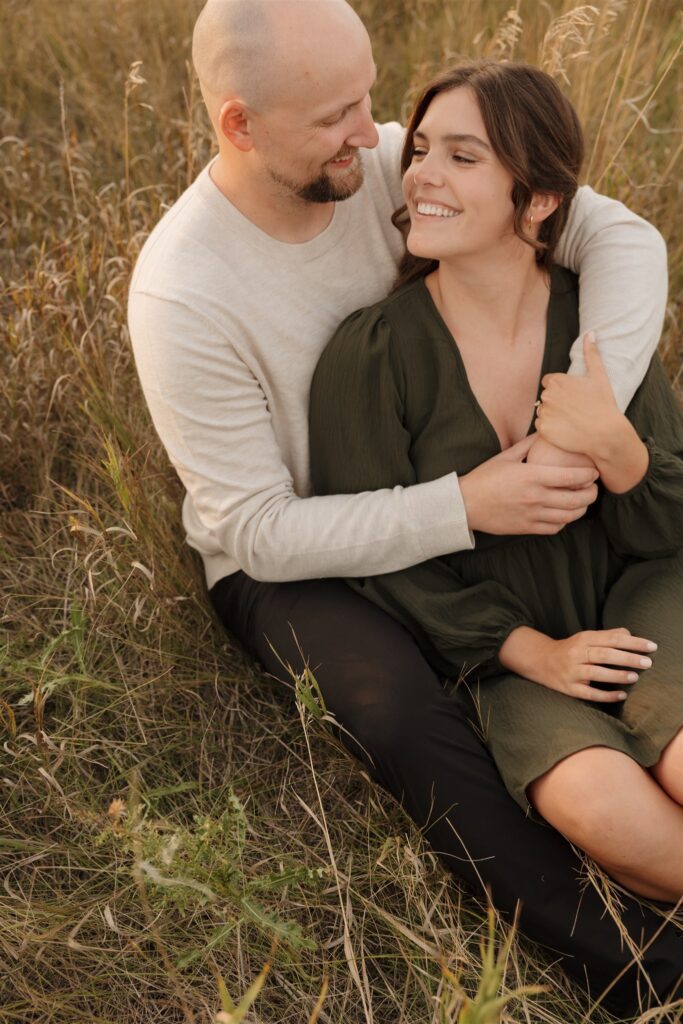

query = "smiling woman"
[[310, 59, 683, 905], [392, 61, 583, 289]]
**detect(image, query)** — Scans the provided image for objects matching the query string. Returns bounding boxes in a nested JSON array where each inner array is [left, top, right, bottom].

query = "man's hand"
[[534, 333, 648, 492], [499, 625, 657, 703], [459, 434, 599, 536]]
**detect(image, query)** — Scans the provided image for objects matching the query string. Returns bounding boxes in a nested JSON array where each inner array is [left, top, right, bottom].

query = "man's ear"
[[218, 99, 254, 152], [529, 192, 560, 224]]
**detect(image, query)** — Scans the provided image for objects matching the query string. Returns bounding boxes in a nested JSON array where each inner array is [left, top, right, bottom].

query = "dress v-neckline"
[[418, 274, 559, 456]]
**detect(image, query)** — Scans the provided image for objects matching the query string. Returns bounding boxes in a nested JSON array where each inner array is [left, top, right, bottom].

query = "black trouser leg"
[[210, 572, 683, 1017]]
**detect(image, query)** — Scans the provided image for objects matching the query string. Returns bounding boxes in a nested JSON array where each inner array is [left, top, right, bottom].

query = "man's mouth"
[[415, 201, 460, 218], [328, 152, 356, 169]]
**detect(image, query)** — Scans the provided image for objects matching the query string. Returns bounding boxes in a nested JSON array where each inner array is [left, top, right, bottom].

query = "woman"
[[309, 61, 683, 902]]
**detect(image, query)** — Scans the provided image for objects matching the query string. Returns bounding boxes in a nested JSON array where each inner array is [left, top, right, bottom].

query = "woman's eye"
[[453, 154, 476, 164], [411, 148, 427, 159]]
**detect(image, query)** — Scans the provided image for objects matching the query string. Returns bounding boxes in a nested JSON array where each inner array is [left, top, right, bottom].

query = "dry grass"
[[1, 0, 682, 1021]]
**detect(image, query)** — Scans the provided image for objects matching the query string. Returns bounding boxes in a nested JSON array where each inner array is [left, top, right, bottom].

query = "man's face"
[[252, 37, 379, 204]]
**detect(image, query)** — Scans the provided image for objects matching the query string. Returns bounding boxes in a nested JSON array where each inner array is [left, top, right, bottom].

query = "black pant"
[[210, 571, 683, 1017]]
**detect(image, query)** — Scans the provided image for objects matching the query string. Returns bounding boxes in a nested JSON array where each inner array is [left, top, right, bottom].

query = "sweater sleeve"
[[599, 355, 683, 558], [128, 291, 472, 583], [310, 309, 534, 677], [555, 185, 667, 411]]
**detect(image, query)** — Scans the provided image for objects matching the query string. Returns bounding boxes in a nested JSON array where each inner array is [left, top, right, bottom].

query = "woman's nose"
[[413, 153, 443, 187]]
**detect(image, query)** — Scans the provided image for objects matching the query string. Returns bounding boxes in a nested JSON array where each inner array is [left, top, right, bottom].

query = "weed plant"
[[1, 0, 681, 1021]]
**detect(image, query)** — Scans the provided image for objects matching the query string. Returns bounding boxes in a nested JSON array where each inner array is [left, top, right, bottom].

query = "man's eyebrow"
[[413, 129, 491, 151]]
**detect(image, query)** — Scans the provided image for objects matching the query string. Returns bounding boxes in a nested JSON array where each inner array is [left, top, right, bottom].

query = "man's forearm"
[[557, 185, 667, 411]]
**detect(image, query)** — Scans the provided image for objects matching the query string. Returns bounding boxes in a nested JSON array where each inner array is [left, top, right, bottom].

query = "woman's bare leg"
[[528, 745, 683, 902], [651, 726, 683, 805]]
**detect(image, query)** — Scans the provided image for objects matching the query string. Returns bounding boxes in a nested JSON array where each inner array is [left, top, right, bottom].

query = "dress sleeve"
[[556, 185, 667, 411], [348, 566, 535, 678], [599, 354, 683, 558], [310, 307, 416, 493], [310, 309, 534, 678]]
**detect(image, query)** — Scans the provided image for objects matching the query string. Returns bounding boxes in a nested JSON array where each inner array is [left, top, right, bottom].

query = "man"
[[128, 0, 681, 1013]]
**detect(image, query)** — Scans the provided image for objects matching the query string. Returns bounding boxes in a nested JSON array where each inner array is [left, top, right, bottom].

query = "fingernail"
[[639, 657, 652, 668], [646, 642, 657, 651], [618, 692, 628, 700], [627, 673, 638, 682]]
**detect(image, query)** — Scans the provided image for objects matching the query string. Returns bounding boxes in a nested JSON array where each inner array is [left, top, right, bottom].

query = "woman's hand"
[[534, 332, 622, 455], [499, 625, 657, 703], [526, 434, 596, 472], [534, 333, 649, 493]]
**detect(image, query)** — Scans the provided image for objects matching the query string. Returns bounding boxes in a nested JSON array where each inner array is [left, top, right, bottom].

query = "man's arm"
[[129, 291, 599, 582], [129, 290, 471, 583], [556, 185, 667, 410]]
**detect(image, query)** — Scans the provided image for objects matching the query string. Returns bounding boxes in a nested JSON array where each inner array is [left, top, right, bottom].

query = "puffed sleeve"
[[310, 308, 534, 678], [310, 306, 416, 493], [599, 354, 683, 558]]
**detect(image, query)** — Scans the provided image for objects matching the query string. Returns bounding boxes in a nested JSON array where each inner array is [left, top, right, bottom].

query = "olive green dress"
[[309, 267, 683, 812]]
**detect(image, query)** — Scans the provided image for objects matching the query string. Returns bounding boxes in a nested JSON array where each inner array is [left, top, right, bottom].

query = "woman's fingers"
[[580, 664, 639, 685], [585, 629, 657, 653], [586, 646, 653, 670], [570, 683, 629, 703]]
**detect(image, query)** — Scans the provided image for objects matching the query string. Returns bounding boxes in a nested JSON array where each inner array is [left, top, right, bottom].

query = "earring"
[[527, 214, 534, 232]]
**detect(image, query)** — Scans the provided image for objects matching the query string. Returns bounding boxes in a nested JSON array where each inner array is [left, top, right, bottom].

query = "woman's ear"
[[217, 99, 254, 153], [529, 192, 561, 223]]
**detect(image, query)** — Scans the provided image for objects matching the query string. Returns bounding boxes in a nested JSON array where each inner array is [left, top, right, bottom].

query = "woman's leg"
[[529, 745, 683, 901], [210, 572, 683, 1014], [651, 726, 683, 805], [603, 553, 683, 805]]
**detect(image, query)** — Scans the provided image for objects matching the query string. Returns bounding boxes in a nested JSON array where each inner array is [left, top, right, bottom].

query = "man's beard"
[[268, 151, 364, 203]]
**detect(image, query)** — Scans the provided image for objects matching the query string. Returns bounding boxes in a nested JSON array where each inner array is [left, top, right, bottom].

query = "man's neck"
[[209, 157, 335, 244]]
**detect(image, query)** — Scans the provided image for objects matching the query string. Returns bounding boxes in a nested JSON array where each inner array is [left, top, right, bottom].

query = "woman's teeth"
[[416, 202, 459, 218]]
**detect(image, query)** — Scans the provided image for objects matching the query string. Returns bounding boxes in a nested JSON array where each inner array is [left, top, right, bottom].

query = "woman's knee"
[[651, 726, 683, 804], [528, 746, 631, 844]]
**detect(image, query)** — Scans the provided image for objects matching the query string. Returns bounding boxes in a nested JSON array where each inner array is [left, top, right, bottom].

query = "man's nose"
[[346, 96, 379, 149]]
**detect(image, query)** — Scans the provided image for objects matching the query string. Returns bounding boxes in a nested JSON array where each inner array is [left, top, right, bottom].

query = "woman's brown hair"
[[392, 60, 584, 291]]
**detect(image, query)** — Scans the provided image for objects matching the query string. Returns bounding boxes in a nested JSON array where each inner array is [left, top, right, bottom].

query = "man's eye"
[[322, 112, 345, 127]]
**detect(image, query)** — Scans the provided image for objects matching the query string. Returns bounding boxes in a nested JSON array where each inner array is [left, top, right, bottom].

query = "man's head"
[[193, 0, 379, 204]]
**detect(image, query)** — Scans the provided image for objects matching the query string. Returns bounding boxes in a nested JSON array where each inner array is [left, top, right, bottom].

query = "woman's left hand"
[[534, 332, 623, 459]]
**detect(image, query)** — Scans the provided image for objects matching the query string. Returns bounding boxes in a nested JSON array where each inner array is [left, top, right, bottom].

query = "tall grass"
[[1, 0, 681, 1021]]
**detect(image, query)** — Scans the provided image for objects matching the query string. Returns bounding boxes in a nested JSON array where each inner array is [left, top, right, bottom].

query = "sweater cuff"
[[405, 471, 475, 559]]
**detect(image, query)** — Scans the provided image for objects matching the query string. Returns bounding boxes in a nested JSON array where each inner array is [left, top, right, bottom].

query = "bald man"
[[128, 0, 681, 1013]]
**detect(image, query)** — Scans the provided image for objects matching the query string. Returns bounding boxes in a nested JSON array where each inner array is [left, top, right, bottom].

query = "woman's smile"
[[414, 200, 461, 218]]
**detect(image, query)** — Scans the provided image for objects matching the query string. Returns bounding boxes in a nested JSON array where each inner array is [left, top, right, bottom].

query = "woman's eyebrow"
[[414, 129, 491, 151]]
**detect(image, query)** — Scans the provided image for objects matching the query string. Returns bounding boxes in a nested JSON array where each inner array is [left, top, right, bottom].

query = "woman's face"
[[402, 86, 519, 263]]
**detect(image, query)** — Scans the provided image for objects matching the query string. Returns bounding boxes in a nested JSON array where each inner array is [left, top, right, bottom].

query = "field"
[[1, 0, 682, 1021]]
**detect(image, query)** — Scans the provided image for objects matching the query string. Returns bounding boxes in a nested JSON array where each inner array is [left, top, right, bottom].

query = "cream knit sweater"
[[128, 123, 667, 588]]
